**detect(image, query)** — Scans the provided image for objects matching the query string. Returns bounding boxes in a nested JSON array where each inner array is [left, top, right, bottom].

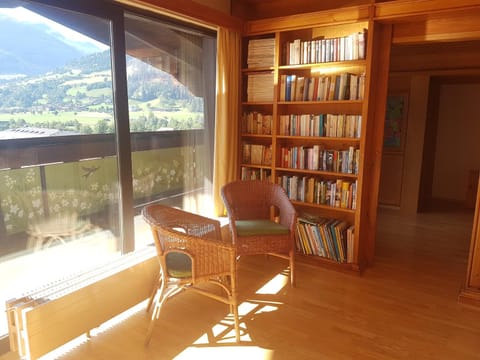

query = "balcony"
[[0, 129, 206, 255], [0, 129, 208, 338]]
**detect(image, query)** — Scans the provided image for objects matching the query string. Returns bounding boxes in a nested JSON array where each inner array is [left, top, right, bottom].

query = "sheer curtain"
[[213, 27, 241, 216]]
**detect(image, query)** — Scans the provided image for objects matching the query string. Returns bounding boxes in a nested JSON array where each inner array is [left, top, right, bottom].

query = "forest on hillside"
[[0, 51, 204, 135]]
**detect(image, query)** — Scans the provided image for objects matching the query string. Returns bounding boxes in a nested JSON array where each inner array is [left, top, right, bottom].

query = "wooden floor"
[[35, 206, 480, 359]]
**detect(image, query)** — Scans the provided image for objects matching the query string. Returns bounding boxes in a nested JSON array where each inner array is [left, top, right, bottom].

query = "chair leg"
[[145, 284, 179, 346], [146, 274, 162, 314], [230, 274, 240, 343], [289, 250, 296, 287], [232, 303, 240, 343]]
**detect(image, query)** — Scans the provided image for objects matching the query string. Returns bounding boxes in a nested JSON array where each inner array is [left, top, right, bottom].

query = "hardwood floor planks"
[[33, 206, 480, 360]]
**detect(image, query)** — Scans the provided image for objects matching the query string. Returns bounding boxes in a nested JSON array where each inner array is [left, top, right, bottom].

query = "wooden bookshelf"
[[240, 15, 374, 273]]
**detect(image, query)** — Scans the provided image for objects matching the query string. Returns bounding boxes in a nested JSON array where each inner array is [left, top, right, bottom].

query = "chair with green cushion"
[[221, 180, 297, 287], [142, 204, 240, 345]]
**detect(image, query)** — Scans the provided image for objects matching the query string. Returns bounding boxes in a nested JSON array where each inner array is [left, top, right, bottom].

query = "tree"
[[95, 119, 111, 134]]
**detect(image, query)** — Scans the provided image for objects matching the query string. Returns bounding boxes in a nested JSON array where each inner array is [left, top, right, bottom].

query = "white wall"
[[433, 83, 480, 201]]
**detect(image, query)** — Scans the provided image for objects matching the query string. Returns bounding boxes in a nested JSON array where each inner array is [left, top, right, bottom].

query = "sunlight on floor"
[[35, 268, 290, 360], [255, 272, 288, 295], [173, 268, 289, 360], [38, 302, 147, 360], [174, 346, 274, 360]]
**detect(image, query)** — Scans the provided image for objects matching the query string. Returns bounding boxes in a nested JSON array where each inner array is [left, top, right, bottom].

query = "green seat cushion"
[[165, 252, 192, 278], [235, 220, 289, 237]]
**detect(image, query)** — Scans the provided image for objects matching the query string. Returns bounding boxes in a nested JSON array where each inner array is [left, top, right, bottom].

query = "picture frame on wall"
[[384, 94, 408, 151]]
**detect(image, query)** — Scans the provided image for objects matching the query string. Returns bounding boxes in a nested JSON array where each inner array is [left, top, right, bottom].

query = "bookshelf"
[[241, 18, 371, 273]]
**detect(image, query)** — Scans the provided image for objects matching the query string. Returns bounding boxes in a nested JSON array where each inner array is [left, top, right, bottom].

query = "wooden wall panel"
[[232, 0, 371, 20], [358, 21, 393, 265], [400, 75, 430, 214], [374, 0, 480, 20], [379, 153, 404, 206], [244, 6, 370, 34], [390, 41, 480, 72], [391, 8, 480, 44]]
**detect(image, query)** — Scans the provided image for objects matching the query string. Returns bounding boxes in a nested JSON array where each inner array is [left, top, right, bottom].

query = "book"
[[250, 144, 264, 164], [294, 76, 305, 101], [242, 143, 251, 163], [262, 145, 272, 165]]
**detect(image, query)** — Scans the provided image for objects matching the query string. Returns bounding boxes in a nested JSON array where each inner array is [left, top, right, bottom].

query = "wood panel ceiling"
[[231, 0, 374, 20]]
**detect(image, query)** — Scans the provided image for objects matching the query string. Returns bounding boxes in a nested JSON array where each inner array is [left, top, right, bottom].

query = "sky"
[[0, 6, 108, 52]]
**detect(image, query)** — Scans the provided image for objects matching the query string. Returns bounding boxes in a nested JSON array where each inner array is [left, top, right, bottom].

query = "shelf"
[[242, 66, 275, 72], [241, 133, 273, 139], [276, 167, 357, 178], [291, 199, 356, 214], [278, 100, 363, 105], [242, 101, 274, 106], [296, 253, 360, 273], [279, 59, 366, 70], [240, 18, 370, 274], [240, 163, 272, 169], [276, 135, 360, 143], [277, 101, 363, 114]]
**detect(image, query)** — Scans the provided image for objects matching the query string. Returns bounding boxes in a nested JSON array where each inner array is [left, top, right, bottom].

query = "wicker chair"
[[142, 204, 240, 345], [221, 180, 297, 287]]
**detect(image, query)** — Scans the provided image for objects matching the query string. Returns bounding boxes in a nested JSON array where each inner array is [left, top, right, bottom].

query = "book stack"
[[247, 73, 274, 102], [240, 167, 271, 181], [247, 38, 275, 68], [284, 29, 367, 65], [242, 111, 273, 134], [296, 214, 354, 263], [278, 176, 357, 209], [279, 72, 365, 102], [242, 143, 273, 165], [279, 113, 361, 138], [279, 145, 359, 174]]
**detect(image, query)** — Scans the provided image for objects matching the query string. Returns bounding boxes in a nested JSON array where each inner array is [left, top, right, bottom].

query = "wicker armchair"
[[142, 204, 240, 345], [221, 180, 297, 287]]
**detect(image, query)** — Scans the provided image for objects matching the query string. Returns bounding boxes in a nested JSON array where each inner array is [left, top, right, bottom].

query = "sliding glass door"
[[123, 11, 217, 248], [0, 0, 216, 343]]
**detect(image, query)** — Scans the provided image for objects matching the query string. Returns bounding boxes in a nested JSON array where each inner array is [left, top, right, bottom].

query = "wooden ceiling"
[[230, 0, 374, 20]]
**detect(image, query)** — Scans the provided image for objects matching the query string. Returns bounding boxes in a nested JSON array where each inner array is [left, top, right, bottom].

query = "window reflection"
[[0, 1, 120, 339], [124, 12, 217, 248], [0, 1, 217, 344]]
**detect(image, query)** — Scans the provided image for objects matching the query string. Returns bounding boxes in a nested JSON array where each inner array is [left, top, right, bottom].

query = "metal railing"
[[0, 129, 207, 250]]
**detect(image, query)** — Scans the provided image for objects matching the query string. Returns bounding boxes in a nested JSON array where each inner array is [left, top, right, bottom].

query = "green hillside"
[[0, 51, 204, 134]]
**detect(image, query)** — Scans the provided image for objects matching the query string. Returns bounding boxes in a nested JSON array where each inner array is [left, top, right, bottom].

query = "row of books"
[[247, 37, 275, 68], [247, 73, 274, 102], [296, 215, 354, 263], [242, 143, 272, 165], [242, 112, 272, 135], [279, 113, 362, 138], [279, 72, 365, 102], [240, 167, 272, 181], [278, 176, 358, 210], [280, 145, 360, 175], [284, 29, 367, 65]]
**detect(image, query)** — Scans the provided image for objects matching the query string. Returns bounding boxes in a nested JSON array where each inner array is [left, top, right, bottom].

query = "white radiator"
[[6, 248, 159, 360]]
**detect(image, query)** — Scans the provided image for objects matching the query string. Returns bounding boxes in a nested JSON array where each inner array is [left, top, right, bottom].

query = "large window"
[[0, 0, 216, 344], [123, 11, 217, 248]]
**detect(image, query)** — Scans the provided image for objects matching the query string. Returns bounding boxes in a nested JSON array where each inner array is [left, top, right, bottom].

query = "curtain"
[[213, 27, 241, 216]]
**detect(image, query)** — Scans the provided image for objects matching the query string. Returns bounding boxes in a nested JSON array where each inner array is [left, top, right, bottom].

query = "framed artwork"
[[384, 94, 408, 150]]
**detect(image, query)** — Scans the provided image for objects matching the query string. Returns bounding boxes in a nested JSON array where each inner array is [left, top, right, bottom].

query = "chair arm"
[[159, 226, 236, 277], [272, 193, 297, 231], [154, 223, 233, 252]]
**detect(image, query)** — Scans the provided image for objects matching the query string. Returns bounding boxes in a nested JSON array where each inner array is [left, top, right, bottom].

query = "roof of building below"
[[0, 127, 79, 139]]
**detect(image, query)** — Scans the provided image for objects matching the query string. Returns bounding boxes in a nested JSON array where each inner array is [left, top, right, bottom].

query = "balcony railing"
[[0, 130, 206, 255]]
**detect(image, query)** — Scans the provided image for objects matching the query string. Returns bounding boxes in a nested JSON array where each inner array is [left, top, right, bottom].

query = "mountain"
[[0, 15, 97, 76]]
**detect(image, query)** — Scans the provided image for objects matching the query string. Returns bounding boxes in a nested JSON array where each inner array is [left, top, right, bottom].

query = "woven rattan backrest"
[[221, 180, 296, 224], [221, 180, 272, 220]]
